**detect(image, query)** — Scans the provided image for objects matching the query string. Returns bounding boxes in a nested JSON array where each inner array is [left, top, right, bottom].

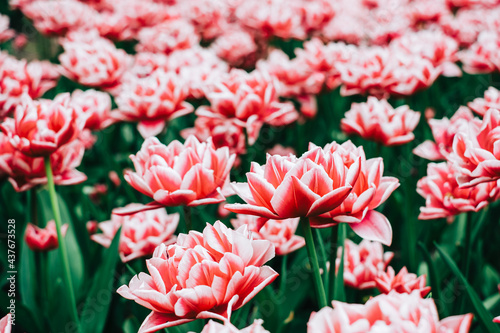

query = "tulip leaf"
[[418, 242, 445, 317], [333, 223, 346, 302], [81, 228, 121, 333], [435, 243, 500, 333]]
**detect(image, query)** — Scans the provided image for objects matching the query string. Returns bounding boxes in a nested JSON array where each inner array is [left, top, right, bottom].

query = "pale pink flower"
[[307, 141, 399, 245], [20, 0, 97, 35], [117, 221, 278, 332], [298, 0, 335, 35], [59, 30, 133, 91], [236, 0, 306, 40], [0, 138, 86, 192], [0, 314, 11, 333], [181, 116, 247, 158], [167, 47, 229, 99], [341, 97, 420, 146], [196, 69, 299, 145], [114, 70, 194, 138], [337, 239, 394, 290], [469, 87, 500, 116], [92, 205, 179, 262], [181, 0, 228, 40], [451, 108, 500, 186], [115, 136, 235, 215], [0, 52, 60, 117], [1, 94, 83, 157], [376, 266, 431, 297], [459, 31, 500, 74], [413, 107, 478, 161], [390, 30, 461, 77], [70, 89, 114, 131], [212, 28, 258, 68], [256, 49, 324, 97], [0, 15, 14, 43], [266, 144, 296, 157], [197, 319, 269, 333], [295, 39, 356, 91], [109, 170, 121, 187], [13, 34, 28, 50], [406, 0, 451, 27], [136, 19, 199, 55], [417, 162, 500, 219], [231, 214, 305, 256], [225, 144, 359, 220], [338, 47, 440, 98], [307, 291, 473, 332], [25, 220, 68, 252]]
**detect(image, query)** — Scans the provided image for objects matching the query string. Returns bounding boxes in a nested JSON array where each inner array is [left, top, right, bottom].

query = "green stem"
[[278, 255, 288, 297], [44, 157, 81, 332], [328, 225, 339, 301], [460, 212, 473, 313], [183, 205, 192, 232], [314, 229, 328, 298], [300, 217, 327, 309]]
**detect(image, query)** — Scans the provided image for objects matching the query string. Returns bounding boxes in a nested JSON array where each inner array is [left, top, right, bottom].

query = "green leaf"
[[81, 228, 121, 333], [418, 242, 445, 317], [435, 243, 500, 333], [333, 224, 346, 302]]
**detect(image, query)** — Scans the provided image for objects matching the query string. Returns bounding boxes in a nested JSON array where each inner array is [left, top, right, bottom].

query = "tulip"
[[70, 89, 114, 131], [0, 313, 11, 333], [225, 146, 359, 220], [25, 220, 68, 252], [337, 239, 394, 290], [450, 108, 500, 187], [306, 141, 398, 245], [0, 94, 83, 157], [417, 162, 500, 219], [307, 291, 473, 332], [341, 97, 420, 146], [91, 205, 179, 262], [196, 319, 269, 333], [231, 214, 305, 256], [117, 221, 278, 333], [115, 136, 235, 215], [375, 266, 431, 297], [0, 137, 87, 192], [114, 69, 194, 138], [468, 87, 500, 116], [413, 107, 478, 161]]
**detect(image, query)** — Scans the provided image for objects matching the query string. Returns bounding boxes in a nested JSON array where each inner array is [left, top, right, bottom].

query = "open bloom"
[[116, 136, 235, 215], [197, 319, 269, 333], [59, 30, 132, 91], [375, 266, 431, 297], [225, 144, 360, 220], [450, 108, 500, 187], [1, 94, 83, 157], [25, 220, 68, 252], [417, 162, 500, 219], [413, 107, 478, 161], [19, 0, 96, 35], [92, 205, 179, 262], [136, 19, 199, 55], [0, 135, 86, 192], [337, 239, 394, 290], [307, 291, 473, 332], [114, 70, 194, 138], [70, 89, 114, 131], [181, 116, 247, 160], [0, 52, 60, 117], [0, 15, 14, 43], [0, 314, 11, 333], [231, 214, 305, 256], [117, 221, 278, 333], [459, 31, 500, 75], [196, 69, 299, 145], [341, 97, 420, 146], [468, 87, 500, 116], [307, 141, 399, 245]]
